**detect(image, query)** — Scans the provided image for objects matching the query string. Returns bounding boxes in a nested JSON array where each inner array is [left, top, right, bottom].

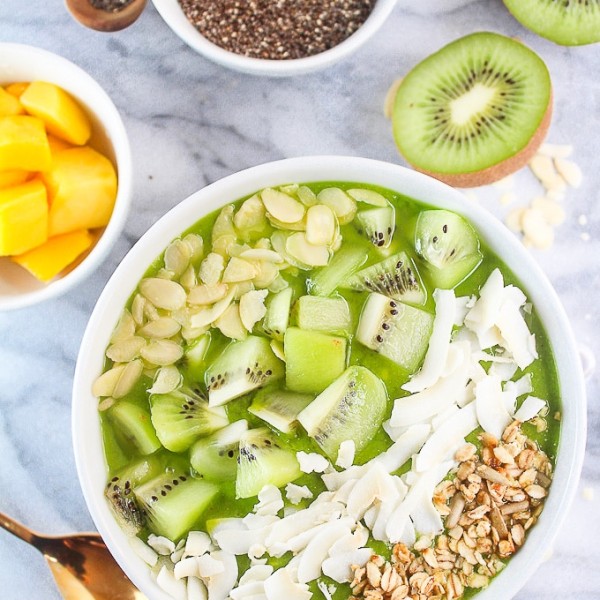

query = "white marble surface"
[[0, 0, 599, 598]]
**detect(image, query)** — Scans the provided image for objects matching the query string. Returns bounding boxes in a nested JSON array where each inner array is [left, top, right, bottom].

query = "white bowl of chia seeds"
[[151, 0, 398, 76]]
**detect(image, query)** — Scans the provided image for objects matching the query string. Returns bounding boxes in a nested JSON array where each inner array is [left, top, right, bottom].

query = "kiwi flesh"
[[295, 295, 352, 335], [503, 0, 600, 46], [392, 32, 552, 187], [135, 473, 219, 540], [190, 419, 248, 481], [108, 401, 162, 456], [355, 205, 396, 249], [356, 293, 434, 373], [236, 428, 302, 499], [249, 387, 314, 433], [415, 209, 482, 289], [342, 251, 426, 305], [205, 335, 284, 407], [308, 244, 366, 297], [297, 366, 387, 460], [150, 388, 228, 453], [262, 287, 293, 341]]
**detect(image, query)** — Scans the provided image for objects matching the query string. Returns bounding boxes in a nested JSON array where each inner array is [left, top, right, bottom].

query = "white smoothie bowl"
[[0, 43, 132, 311], [151, 0, 397, 77], [73, 156, 586, 600]]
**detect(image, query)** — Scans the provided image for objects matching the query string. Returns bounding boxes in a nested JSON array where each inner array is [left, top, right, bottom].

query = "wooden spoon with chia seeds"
[[65, 0, 147, 32]]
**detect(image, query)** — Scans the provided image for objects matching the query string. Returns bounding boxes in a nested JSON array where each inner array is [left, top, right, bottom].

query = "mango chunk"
[[12, 229, 93, 282], [42, 146, 117, 236], [47, 134, 74, 155], [20, 81, 91, 146], [0, 87, 25, 116], [0, 179, 48, 255], [0, 116, 52, 171], [5, 82, 28, 98], [0, 170, 30, 189]]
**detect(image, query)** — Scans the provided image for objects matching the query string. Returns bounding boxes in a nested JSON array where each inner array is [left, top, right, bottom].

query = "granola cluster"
[[349, 420, 553, 600]]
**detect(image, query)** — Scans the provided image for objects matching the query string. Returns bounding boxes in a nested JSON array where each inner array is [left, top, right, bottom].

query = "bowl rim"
[[0, 42, 132, 311], [150, 0, 398, 76], [73, 156, 586, 600]]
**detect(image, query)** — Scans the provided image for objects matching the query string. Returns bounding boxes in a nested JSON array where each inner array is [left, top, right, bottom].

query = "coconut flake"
[[239, 565, 274, 586], [148, 534, 176, 556], [156, 566, 187, 600], [187, 577, 208, 600], [264, 568, 311, 600], [175, 557, 200, 579], [346, 462, 399, 520], [254, 485, 284, 516], [335, 440, 356, 469], [297, 451, 329, 474], [202, 551, 238, 600], [496, 297, 538, 370], [504, 373, 533, 398], [475, 375, 514, 439], [322, 548, 373, 584], [185, 531, 212, 558], [129, 536, 158, 567], [403, 289, 457, 393], [489, 360, 518, 382], [514, 396, 547, 422], [285, 483, 313, 505], [464, 269, 504, 348]]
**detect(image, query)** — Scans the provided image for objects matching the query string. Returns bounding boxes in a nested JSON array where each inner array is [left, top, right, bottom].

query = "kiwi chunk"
[[105, 456, 163, 536], [249, 387, 314, 433], [150, 388, 228, 452], [297, 366, 387, 460], [284, 327, 347, 394], [308, 244, 366, 297], [342, 251, 426, 305], [262, 287, 293, 341], [205, 335, 285, 407], [295, 295, 352, 334], [182, 333, 211, 382], [415, 209, 482, 289], [504, 0, 600, 46], [356, 293, 434, 373], [392, 32, 552, 187], [135, 473, 219, 540], [108, 402, 162, 456], [236, 428, 302, 499], [355, 205, 395, 249], [190, 420, 248, 481]]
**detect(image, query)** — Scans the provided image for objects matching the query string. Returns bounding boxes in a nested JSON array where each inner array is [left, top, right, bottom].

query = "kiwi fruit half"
[[392, 32, 552, 187], [503, 0, 600, 46]]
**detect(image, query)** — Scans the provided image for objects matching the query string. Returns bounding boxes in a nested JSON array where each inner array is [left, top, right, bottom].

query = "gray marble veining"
[[0, 0, 598, 597]]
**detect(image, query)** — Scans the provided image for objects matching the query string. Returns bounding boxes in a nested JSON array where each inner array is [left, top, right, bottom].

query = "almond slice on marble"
[[521, 207, 554, 250], [538, 143, 573, 159], [505, 207, 526, 233], [555, 157, 583, 188], [261, 188, 306, 223], [529, 155, 566, 192], [531, 197, 566, 226]]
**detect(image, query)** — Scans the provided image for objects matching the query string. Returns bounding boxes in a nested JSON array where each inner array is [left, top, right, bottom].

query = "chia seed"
[[177, 0, 376, 60], [89, 0, 134, 13]]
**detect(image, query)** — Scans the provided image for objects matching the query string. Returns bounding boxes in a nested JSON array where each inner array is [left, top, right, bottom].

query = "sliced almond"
[[538, 143, 573, 159], [148, 365, 182, 394], [164, 239, 191, 277], [383, 77, 403, 120], [529, 155, 566, 192], [531, 197, 566, 226], [138, 317, 182, 339], [212, 205, 238, 257], [140, 339, 184, 366], [222, 257, 258, 283], [131, 294, 146, 326], [239, 249, 284, 263], [233, 280, 255, 300], [179, 265, 197, 290], [139, 278, 187, 311], [188, 283, 229, 306], [347, 188, 388, 207], [505, 207, 526, 233], [214, 303, 248, 340], [499, 192, 517, 206], [110, 309, 136, 343], [261, 188, 306, 223], [317, 188, 356, 224], [112, 359, 144, 399], [271, 230, 307, 269], [143, 300, 160, 323], [267, 213, 307, 231], [286, 232, 330, 267], [297, 185, 318, 207], [268, 275, 290, 294], [239, 289, 269, 331], [253, 261, 280, 289], [306, 204, 336, 246], [555, 157, 583, 188], [182, 233, 204, 261], [93, 364, 126, 397], [189, 286, 236, 329], [233, 194, 268, 236], [521, 208, 554, 250], [199, 253, 225, 286], [106, 336, 146, 363]]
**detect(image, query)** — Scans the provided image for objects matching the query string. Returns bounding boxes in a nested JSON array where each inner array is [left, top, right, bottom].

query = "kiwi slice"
[[392, 32, 552, 187], [105, 456, 163, 536], [262, 287, 293, 341], [355, 205, 396, 249], [295, 295, 352, 335], [503, 0, 600, 46], [190, 420, 248, 481], [150, 388, 228, 453], [308, 244, 367, 297], [135, 473, 219, 540], [284, 327, 347, 394], [249, 387, 314, 433], [415, 209, 482, 289], [205, 335, 285, 407], [108, 402, 162, 456], [356, 293, 434, 373], [236, 428, 302, 499], [297, 366, 387, 460], [341, 251, 426, 305]]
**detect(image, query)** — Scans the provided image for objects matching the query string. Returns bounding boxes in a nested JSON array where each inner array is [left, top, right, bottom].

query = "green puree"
[[99, 181, 561, 599]]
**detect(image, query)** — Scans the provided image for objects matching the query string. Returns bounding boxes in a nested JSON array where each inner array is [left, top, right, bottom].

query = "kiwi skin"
[[413, 95, 553, 188]]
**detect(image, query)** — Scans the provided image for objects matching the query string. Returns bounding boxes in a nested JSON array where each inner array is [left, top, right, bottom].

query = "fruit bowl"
[[73, 156, 585, 600], [0, 43, 132, 311]]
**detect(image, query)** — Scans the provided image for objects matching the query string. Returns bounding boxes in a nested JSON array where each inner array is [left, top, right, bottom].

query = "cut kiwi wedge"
[[504, 0, 600, 46], [236, 428, 302, 499], [308, 244, 366, 297], [190, 420, 248, 481], [135, 473, 219, 540], [108, 401, 162, 456], [341, 251, 426, 305], [415, 209, 482, 289], [205, 335, 285, 407], [262, 287, 293, 341], [392, 32, 552, 187], [295, 295, 352, 335], [297, 366, 387, 460], [355, 205, 396, 249], [150, 388, 228, 452], [249, 387, 314, 433], [356, 293, 434, 373]]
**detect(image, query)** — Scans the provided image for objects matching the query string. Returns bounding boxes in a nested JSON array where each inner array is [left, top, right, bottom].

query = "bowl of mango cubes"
[[0, 43, 132, 310]]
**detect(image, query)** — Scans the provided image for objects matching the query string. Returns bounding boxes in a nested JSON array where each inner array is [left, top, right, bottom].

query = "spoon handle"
[[0, 511, 40, 548]]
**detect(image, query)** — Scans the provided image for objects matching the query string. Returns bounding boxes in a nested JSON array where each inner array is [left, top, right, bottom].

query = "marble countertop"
[[0, 0, 598, 598]]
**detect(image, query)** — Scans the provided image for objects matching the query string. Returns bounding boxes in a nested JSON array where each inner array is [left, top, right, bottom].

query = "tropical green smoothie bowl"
[[72, 156, 586, 600]]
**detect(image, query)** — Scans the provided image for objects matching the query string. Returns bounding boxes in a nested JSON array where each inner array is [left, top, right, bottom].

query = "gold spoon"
[[0, 511, 146, 600], [64, 0, 148, 32]]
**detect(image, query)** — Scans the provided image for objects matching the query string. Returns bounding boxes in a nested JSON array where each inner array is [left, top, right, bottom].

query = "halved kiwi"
[[392, 32, 552, 187], [503, 0, 600, 46]]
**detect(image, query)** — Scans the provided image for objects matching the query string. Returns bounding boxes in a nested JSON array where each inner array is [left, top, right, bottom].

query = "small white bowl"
[[0, 43, 132, 311], [73, 156, 586, 600], [151, 0, 398, 76]]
